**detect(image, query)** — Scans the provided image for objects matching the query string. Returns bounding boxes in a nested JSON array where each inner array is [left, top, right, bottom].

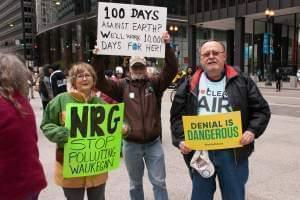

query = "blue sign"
[[263, 32, 270, 55], [263, 32, 274, 55]]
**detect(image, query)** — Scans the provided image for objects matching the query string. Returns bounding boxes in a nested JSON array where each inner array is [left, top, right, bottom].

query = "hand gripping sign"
[[63, 103, 124, 178], [96, 2, 167, 58], [183, 111, 243, 150]]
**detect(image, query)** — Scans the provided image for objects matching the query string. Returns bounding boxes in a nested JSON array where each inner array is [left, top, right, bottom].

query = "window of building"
[[24, 7, 33, 12], [221, 0, 226, 8], [204, 0, 209, 11], [114, 0, 131, 3], [25, 17, 32, 23], [212, 0, 218, 10], [229, 0, 235, 6], [134, 0, 152, 5], [25, 28, 32, 33], [238, 0, 245, 4], [154, 0, 167, 7], [26, 49, 31, 57], [248, 0, 256, 2], [167, 0, 186, 16], [197, 0, 202, 12], [190, 0, 194, 14], [26, 38, 32, 43]]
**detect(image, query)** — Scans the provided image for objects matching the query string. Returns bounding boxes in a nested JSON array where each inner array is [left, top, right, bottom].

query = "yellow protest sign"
[[183, 111, 243, 150]]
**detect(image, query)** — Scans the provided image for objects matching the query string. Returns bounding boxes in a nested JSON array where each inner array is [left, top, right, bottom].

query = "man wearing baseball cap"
[[115, 66, 124, 79], [92, 31, 178, 200]]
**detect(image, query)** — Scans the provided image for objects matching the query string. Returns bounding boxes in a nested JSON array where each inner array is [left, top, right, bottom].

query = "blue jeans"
[[191, 149, 249, 200], [123, 138, 168, 200]]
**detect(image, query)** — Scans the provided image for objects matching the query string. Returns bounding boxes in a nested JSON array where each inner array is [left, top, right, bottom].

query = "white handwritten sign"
[[97, 2, 167, 58]]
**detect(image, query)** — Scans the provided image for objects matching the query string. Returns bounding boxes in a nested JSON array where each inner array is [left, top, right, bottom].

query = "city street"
[[1, 0, 299, 199], [261, 88, 300, 117], [33, 85, 300, 200]]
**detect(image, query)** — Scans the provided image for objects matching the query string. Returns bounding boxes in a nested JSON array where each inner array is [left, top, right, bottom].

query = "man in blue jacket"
[[170, 40, 271, 200]]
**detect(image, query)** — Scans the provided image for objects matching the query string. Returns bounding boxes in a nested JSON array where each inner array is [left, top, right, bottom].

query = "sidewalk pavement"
[[256, 81, 300, 90], [33, 90, 300, 200]]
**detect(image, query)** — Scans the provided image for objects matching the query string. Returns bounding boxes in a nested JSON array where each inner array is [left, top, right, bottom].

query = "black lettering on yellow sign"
[[187, 126, 239, 140]]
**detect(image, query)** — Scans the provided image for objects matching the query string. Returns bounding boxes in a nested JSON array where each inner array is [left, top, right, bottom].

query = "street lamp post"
[[169, 25, 179, 63], [264, 8, 275, 86], [169, 25, 178, 50]]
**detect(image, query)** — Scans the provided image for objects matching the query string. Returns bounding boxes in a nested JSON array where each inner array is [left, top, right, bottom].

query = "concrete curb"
[[256, 82, 300, 91]]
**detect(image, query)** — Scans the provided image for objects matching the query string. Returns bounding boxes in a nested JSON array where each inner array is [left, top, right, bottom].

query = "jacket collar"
[[69, 90, 98, 103], [190, 64, 239, 94]]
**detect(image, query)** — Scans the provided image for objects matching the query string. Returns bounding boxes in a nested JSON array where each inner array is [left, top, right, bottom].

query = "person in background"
[[37, 64, 54, 110], [0, 53, 47, 200], [99, 66, 125, 104], [114, 66, 125, 79], [173, 67, 195, 89], [40, 62, 107, 200], [50, 63, 67, 97], [275, 68, 282, 92], [256, 68, 262, 82], [28, 67, 35, 99], [104, 69, 113, 78], [170, 40, 271, 200], [186, 66, 194, 79], [92, 31, 178, 200]]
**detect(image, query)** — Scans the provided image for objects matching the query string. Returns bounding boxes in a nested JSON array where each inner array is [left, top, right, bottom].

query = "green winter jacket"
[[40, 91, 108, 188], [40, 92, 104, 149]]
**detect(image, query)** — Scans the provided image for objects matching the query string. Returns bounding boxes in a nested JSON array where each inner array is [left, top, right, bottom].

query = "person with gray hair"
[[170, 40, 271, 200], [40, 62, 108, 200], [92, 31, 178, 200], [0, 53, 47, 199]]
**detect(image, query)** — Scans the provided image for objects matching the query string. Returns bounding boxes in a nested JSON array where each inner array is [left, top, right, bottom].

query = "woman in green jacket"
[[40, 62, 107, 200]]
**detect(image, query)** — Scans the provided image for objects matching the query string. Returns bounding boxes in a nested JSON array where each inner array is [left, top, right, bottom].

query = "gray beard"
[[131, 73, 147, 80]]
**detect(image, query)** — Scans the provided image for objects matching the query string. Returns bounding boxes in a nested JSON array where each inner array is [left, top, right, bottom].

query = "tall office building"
[[187, 0, 300, 78], [36, 0, 187, 70], [0, 0, 36, 66]]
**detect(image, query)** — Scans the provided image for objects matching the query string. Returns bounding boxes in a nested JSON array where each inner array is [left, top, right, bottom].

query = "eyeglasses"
[[76, 73, 92, 80], [201, 50, 224, 58]]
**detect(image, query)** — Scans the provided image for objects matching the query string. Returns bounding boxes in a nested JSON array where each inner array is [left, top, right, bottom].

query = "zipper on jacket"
[[139, 85, 146, 141]]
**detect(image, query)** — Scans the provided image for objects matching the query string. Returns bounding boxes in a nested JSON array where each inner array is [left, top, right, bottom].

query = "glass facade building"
[[35, 0, 300, 80], [0, 0, 36, 67], [188, 0, 300, 80], [36, 0, 188, 71]]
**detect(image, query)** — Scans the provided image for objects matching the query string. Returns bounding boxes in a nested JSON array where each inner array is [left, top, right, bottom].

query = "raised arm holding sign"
[[91, 3, 177, 199]]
